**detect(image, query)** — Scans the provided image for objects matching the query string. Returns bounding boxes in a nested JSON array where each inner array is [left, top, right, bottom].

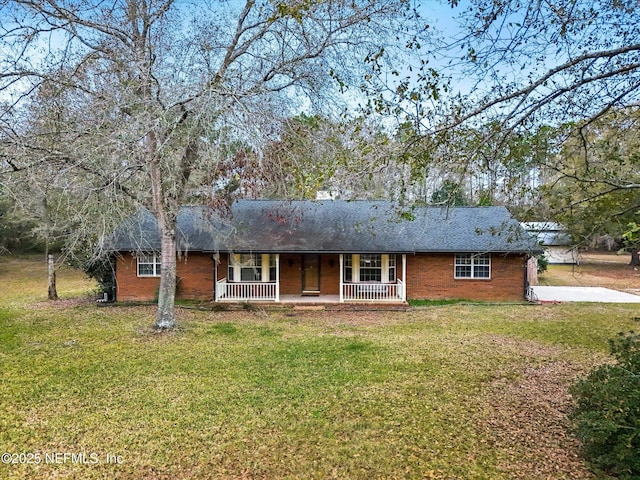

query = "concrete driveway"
[[531, 286, 640, 303]]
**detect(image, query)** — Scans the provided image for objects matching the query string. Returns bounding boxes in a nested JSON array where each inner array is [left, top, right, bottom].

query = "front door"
[[302, 255, 320, 295]]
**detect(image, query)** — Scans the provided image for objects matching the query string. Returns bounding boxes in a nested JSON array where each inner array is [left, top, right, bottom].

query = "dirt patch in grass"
[[31, 298, 96, 309], [475, 335, 602, 479]]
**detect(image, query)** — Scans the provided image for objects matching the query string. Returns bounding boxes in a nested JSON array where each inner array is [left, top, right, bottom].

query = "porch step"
[[209, 299, 409, 312], [324, 302, 409, 312], [290, 303, 409, 312], [293, 305, 326, 311], [180, 301, 410, 313]]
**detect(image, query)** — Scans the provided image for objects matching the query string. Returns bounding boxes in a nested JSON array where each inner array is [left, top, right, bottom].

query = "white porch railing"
[[215, 278, 405, 303], [215, 278, 278, 302], [341, 279, 405, 302]]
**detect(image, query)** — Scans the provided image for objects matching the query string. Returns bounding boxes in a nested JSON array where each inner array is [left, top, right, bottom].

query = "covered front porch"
[[214, 253, 407, 303]]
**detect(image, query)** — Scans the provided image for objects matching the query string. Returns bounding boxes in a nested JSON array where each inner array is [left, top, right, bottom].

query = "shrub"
[[569, 332, 640, 479], [83, 255, 116, 299], [536, 254, 549, 274]]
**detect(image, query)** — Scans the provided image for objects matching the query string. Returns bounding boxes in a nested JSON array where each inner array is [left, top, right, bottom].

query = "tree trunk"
[[631, 248, 640, 267], [155, 230, 177, 330], [147, 128, 178, 330], [47, 254, 59, 300]]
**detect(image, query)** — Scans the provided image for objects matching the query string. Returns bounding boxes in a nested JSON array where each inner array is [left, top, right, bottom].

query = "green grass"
[[1, 256, 638, 479]]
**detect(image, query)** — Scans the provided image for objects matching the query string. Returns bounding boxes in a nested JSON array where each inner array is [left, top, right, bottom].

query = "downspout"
[[524, 255, 529, 299]]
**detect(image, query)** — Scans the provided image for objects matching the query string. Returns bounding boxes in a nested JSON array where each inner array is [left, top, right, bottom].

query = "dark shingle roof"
[[107, 200, 539, 254]]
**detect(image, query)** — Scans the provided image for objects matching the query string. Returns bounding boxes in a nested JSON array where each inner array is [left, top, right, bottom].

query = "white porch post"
[[275, 254, 280, 302], [382, 254, 389, 284], [339, 254, 344, 303], [352, 254, 360, 283], [213, 254, 218, 302], [402, 254, 407, 302]]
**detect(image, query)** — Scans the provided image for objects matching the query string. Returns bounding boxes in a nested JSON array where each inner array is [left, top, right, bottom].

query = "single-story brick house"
[[107, 200, 539, 303]]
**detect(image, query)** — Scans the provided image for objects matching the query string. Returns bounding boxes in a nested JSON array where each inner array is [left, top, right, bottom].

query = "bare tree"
[[538, 107, 640, 245], [417, 0, 640, 133], [363, 0, 640, 233], [441, 0, 640, 230], [0, 0, 412, 328]]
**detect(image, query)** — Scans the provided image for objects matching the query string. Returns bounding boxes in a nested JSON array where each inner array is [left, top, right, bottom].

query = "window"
[[343, 254, 397, 283], [269, 255, 277, 282], [454, 253, 491, 279], [241, 254, 261, 281], [360, 254, 382, 282], [344, 255, 353, 282], [137, 253, 161, 277], [388, 255, 396, 282], [229, 254, 262, 281], [228, 254, 277, 282]]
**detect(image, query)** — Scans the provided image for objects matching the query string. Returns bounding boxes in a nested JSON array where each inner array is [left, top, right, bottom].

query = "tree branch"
[[447, 43, 640, 130]]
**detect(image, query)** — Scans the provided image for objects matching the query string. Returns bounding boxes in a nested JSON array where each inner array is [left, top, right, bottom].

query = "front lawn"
[[1, 256, 637, 479]]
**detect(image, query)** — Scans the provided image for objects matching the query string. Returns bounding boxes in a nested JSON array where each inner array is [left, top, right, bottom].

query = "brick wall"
[[176, 253, 215, 299], [116, 252, 214, 302], [215, 255, 228, 282], [319, 254, 340, 295], [279, 253, 302, 294], [117, 251, 527, 302], [405, 253, 526, 301], [270, 254, 340, 295]]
